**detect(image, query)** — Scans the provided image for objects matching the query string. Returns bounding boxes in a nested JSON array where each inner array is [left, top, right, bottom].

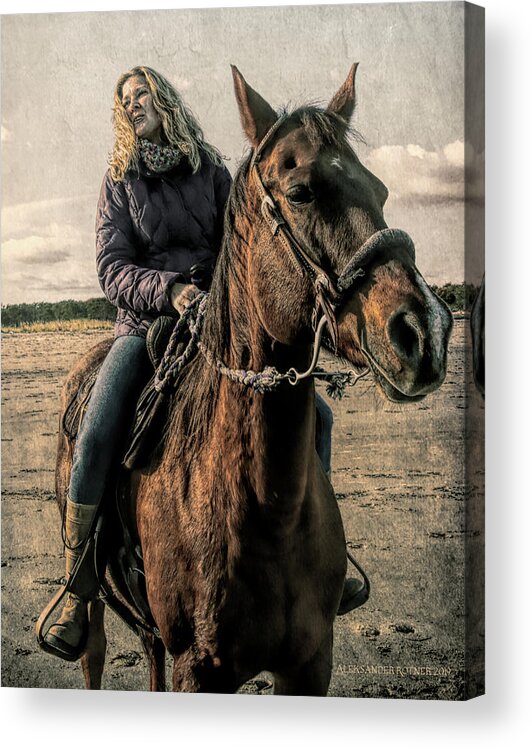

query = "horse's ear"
[[231, 65, 278, 147], [327, 62, 359, 122]]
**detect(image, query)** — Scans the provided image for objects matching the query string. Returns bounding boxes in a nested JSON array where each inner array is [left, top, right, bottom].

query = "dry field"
[[1, 318, 484, 698]]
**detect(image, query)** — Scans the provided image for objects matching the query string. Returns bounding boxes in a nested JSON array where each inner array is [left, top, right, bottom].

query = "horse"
[[51, 64, 453, 694]]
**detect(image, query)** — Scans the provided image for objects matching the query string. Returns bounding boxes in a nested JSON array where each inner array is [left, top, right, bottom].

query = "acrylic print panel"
[[1, 2, 485, 698]]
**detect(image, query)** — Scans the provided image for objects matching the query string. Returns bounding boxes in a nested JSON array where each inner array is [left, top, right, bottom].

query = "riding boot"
[[42, 499, 99, 661]]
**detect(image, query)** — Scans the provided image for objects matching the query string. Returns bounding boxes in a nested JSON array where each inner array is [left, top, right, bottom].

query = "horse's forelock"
[[280, 105, 364, 150]]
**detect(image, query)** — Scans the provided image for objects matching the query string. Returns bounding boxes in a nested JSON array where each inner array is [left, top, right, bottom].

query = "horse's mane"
[[167, 151, 253, 462], [166, 106, 360, 461]]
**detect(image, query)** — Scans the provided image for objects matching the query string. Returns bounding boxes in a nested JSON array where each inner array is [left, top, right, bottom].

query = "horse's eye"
[[284, 156, 297, 170], [286, 184, 314, 207]]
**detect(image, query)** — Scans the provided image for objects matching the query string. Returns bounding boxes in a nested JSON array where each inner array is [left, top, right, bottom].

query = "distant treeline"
[[1, 285, 478, 327], [430, 283, 479, 311], [1, 298, 116, 327]]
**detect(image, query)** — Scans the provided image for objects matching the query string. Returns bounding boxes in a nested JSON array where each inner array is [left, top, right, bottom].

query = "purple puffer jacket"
[[96, 153, 232, 338]]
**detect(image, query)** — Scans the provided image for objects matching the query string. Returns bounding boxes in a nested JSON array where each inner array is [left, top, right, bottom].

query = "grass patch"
[[2, 319, 114, 334]]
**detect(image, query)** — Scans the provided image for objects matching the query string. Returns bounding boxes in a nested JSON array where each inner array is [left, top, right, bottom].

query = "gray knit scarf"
[[139, 139, 184, 173]]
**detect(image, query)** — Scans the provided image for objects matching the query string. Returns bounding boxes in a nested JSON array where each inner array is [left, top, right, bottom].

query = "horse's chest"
[[218, 556, 340, 672]]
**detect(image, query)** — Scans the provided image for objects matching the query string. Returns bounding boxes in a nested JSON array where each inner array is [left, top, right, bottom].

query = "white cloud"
[[2, 251, 101, 304], [365, 140, 484, 205], [2, 195, 95, 241], [443, 140, 464, 168], [407, 144, 432, 161], [2, 227, 79, 266], [1, 196, 100, 304], [2, 261, 101, 305]]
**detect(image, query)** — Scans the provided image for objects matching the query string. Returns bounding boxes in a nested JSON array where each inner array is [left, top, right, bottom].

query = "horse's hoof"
[[337, 577, 369, 616]]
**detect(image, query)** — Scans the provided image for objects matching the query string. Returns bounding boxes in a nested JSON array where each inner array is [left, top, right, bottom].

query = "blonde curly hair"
[[109, 65, 224, 181]]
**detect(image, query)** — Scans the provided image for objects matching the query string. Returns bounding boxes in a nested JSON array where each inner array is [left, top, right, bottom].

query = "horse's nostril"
[[387, 310, 423, 363]]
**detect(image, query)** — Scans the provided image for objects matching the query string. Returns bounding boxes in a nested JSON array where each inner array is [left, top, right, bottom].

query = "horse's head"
[[231, 64, 452, 402]]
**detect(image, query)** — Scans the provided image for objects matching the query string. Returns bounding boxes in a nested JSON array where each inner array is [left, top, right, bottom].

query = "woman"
[[41, 66, 357, 663], [42, 66, 232, 661]]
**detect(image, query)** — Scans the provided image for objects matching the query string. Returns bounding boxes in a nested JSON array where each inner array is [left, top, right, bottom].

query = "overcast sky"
[[1, 2, 484, 304]]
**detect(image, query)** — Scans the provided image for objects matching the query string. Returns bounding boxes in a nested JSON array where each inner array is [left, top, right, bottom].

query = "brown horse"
[[53, 64, 452, 694]]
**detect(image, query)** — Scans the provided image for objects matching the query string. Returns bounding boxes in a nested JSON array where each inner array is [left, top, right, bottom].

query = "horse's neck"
[[213, 276, 317, 511]]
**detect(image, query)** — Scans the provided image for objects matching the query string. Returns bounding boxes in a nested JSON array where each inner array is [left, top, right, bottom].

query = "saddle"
[[62, 315, 185, 638]]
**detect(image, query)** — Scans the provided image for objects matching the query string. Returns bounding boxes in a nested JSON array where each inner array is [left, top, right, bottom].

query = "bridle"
[[156, 115, 418, 399], [247, 114, 417, 386]]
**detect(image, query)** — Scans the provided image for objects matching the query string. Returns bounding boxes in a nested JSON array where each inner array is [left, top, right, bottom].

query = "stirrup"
[[35, 518, 101, 656], [337, 549, 370, 616]]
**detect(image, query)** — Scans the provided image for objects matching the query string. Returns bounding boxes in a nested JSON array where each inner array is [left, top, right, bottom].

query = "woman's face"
[[121, 75, 162, 144]]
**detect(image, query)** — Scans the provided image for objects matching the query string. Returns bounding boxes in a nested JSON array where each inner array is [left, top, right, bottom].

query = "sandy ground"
[[1, 317, 484, 698]]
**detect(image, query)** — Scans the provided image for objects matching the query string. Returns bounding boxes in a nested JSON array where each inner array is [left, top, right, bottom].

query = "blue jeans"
[[70, 335, 334, 505], [69, 335, 151, 505]]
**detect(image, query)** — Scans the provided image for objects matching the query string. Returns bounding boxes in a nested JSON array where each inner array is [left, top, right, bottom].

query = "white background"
[[1, 1, 530, 747]]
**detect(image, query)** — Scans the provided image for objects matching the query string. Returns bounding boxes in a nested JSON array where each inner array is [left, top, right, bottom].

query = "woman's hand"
[[170, 283, 201, 314]]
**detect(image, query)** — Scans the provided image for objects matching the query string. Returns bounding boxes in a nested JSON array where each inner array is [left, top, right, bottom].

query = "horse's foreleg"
[[171, 651, 200, 693], [80, 599, 106, 690], [273, 633, 333, 697], [139, 630, 167, 692], [171, 651, 237, 693]]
